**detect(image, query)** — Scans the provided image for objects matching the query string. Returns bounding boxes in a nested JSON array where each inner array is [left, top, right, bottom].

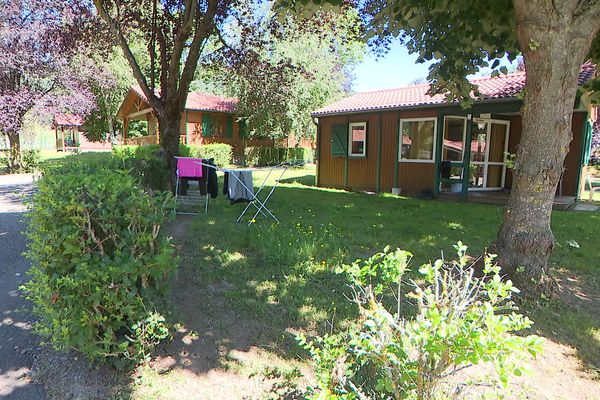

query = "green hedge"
[[244, 147, 314, 167], [180, 143, 233, 167], [111, 144, 233, 190], [23, 164, 177, 366], [112, 145, 170, 191]]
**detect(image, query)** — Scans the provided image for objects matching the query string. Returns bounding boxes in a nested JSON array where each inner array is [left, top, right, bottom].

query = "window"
[[442, 116, 466, 162], [348, 122, 367, 157], [399, 118, 437, 162]]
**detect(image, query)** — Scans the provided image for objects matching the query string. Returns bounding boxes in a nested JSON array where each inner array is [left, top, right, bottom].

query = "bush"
[[23, 166, 177, 366], [0, 149, 40, 173], [21, 150, 40, 172], [298, 243, 543, 399], [112, 145, 169, 191], [180, 143, 233, 167], [112, 143, 233, 190], [244, 147, 314, 167]]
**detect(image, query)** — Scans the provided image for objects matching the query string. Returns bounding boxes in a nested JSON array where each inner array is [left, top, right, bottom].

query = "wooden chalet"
[[312, 63, 598, 206], [53, 113, 113, 152], [116, 86, 276, 157]]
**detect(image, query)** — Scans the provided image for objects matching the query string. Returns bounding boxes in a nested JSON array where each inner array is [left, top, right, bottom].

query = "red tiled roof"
[[131, 86, 237, 113], [54, 113, 84, 126], [313, 63, 597, 116]]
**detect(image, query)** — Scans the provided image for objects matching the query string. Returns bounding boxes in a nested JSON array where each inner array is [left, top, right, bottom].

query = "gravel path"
[[0, 174, 46, 399]]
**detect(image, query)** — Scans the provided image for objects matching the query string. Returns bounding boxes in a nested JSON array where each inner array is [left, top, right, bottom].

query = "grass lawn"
[[125, 164, 600, 399]]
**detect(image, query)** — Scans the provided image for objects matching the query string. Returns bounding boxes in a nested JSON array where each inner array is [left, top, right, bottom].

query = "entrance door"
[[469, 119, 509, 190]]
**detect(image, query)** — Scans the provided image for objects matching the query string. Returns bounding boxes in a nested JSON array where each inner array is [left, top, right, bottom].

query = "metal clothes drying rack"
[[196, 160, 304, 226], [174, 156, 209, 215]]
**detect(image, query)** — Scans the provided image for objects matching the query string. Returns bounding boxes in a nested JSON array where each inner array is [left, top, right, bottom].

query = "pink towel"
[[177, 157, 203, 178]]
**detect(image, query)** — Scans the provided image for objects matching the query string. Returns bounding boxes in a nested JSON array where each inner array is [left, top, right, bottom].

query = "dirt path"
[[0, 174, 46, 399]]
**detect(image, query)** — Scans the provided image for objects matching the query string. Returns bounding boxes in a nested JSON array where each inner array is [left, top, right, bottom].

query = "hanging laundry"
[[225, 170, 254, 204]]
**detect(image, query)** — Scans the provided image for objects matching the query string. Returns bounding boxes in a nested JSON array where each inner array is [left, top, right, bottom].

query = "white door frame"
[[469, 118, 510, 191]]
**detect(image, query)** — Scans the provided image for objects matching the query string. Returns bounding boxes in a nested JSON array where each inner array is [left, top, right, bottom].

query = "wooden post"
[[123, 118, 128, 145]]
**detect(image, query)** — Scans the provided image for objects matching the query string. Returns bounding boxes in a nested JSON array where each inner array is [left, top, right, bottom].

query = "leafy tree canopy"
[[0, 0, 96, 165], [204, 0, 364, 140]]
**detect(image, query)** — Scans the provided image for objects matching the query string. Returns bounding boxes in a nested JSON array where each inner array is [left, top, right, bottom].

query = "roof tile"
[[131, 86, 238, 113], [313, 62, 597, 116]]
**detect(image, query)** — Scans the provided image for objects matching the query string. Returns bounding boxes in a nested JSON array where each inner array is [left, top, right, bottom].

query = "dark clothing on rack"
[[178, 158, 211, 196], [198, 158, 218, 198], [178, 177, 206, 196], [224, 170, 254, 204]]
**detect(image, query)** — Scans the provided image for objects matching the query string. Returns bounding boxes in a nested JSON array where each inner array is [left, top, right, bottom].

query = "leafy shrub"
[[44, 152, 119, 175], [23, 166, 177, 366], [0, 149, 40, 173], [298, 243, 543, 399], [112, 145, 169, 191], [21, 150, 40, 172], [180, 143, 233, 167], [112, 143, 233, 190], [244, 147, 314, 167]]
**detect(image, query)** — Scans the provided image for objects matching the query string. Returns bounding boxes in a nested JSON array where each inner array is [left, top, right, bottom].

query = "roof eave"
[[311, 97, 522, 118], [184, 107, 237, 114]]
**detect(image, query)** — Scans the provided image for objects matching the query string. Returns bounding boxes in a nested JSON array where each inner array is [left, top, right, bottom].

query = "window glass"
[[442, 117, 466, 161], [400, 119, 436, 161], [470, 122, 488, 162], [349, 122, 366, 156]]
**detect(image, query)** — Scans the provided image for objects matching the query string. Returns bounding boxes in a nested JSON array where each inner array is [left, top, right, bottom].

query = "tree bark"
[[496, 0, 600, 296], [155, 102, 182, 190], [6, 129, 21, 171]]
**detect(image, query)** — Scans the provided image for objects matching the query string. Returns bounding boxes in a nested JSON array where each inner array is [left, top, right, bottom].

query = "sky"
[[352, 42, 433, 92], [352, 41, 518, 93]]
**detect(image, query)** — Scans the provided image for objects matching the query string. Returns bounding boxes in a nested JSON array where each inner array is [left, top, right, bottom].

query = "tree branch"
[[166, 0, 198, 100], [93, 0, 162, 111]]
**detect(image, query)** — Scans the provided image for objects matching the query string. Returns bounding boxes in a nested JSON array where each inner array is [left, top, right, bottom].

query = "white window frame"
[[398, 117, 438, 163], [348, 121, 367, 157], [441, 116, 467, 162]]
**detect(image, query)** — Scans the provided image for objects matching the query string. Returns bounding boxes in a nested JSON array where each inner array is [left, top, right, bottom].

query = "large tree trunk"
[[6, 129, 22, 172], [156, 105, 182, 191], [496, 0, 599, 296]]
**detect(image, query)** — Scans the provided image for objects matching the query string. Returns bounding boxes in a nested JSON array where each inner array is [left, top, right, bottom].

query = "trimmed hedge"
[[244, 147, 314, 167], [112, 143, 233, 191], [180, 143, 233, 167], [113, 145, 170, 191], [23, 163, 177, 366]]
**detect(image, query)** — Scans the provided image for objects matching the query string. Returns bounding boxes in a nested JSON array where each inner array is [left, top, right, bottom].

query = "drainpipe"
[[312, 116, 320, 187]]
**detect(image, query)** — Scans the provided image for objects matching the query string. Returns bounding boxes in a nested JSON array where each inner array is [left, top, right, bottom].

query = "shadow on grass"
[[156, 180, 600, 389], [278, 174, 315, 187], [155, 183, 503, 376]]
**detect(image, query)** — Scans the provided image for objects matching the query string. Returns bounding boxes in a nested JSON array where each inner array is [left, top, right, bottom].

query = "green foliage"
[[1, 149, 40, 173], [22, 164, 177, 366], [111, 143, 233, 189], [299, 243, 543, 399], [362, 0, 518, 106], [180, 143, 233, 167], [244, 146, 314, 167], [113, 145, 169, 191], [81, 46, 137, 142], [209, 1, 363, 140], [21, 150, 40, 172]]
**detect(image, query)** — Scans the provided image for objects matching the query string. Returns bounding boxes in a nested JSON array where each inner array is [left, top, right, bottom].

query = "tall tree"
[[79, 47, 139, 143], [359, 0, 600, 294], [93, 0, 230, 186], [0, 0, 95, 169], [208, 1, 363, 140]]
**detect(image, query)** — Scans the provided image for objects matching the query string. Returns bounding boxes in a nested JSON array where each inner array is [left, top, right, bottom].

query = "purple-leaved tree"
[[0, 0, 95, 169]]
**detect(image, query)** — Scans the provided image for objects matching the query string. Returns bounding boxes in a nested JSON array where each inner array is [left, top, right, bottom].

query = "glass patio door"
[[469, 119, 509, 190]]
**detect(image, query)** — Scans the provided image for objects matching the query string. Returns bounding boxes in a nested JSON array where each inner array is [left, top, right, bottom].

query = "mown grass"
[[177, 165, 600, 376]]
